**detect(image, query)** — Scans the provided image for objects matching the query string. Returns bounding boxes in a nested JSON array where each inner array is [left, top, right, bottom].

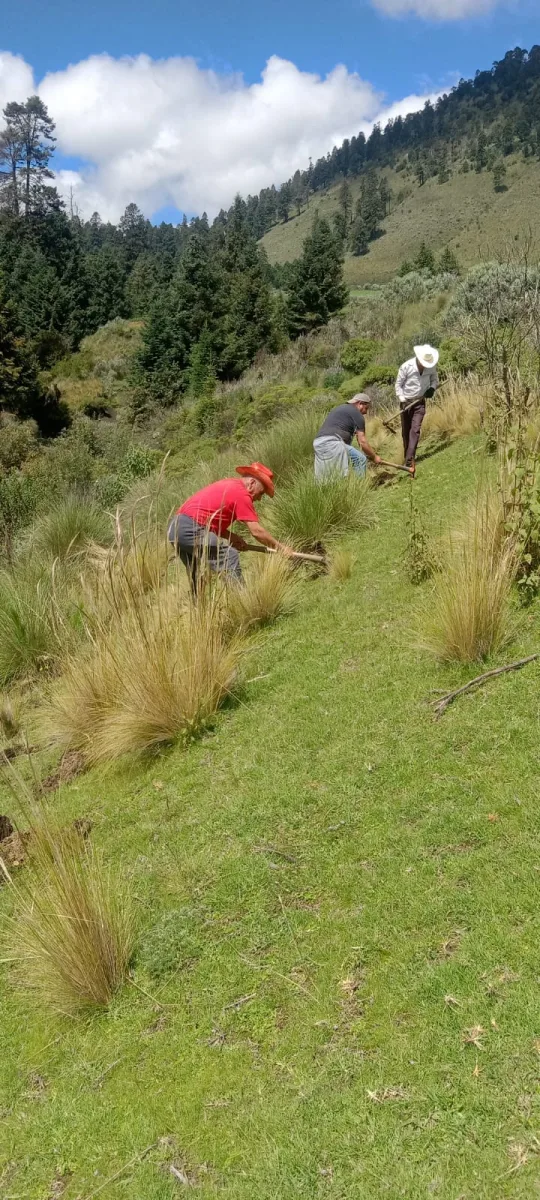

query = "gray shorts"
[[168, 513, 242, 592]]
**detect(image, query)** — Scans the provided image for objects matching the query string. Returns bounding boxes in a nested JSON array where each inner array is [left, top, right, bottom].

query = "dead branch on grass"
[[431, 654, 540, 718]]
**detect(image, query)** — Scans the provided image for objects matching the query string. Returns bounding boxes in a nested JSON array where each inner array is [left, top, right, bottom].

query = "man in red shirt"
[[168, 461, 291, 592]]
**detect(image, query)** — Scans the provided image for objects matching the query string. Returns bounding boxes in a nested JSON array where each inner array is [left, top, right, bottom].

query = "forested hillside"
[[0, 45, 539, 406], [262, 156, 540, 286]]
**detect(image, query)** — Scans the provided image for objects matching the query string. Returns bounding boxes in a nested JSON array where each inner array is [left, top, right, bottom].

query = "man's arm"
[[395, 362, 408, 404], [245, 521, 294, 555], [357, 430, 381, 465]]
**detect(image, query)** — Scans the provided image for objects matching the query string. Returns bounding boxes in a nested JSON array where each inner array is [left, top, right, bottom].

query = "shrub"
[[419, 495, 516, 663], [445, 262, 540, 383], [223, 554, 299, 634], [404, 491, 440, 585], [270, 470, 375, 552], [323, 371, 345, 390], [1, 794, 134, 1014], [338, 375, 366, 402], [340, 338, 380, 375], [136, 908, 203, 980], [358, 364, 396, 389], [42, 588, 246, 763], [0, 415, 38, 472]]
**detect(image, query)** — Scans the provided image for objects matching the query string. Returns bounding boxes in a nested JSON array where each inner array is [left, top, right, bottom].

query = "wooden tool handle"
[[244, 545, 326, 564]]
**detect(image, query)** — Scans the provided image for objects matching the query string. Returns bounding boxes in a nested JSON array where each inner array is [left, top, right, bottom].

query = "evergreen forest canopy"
[[0, 44, 539, 430]]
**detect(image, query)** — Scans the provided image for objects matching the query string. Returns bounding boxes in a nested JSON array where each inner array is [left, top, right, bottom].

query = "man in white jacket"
[[395, 344, 439, 469]]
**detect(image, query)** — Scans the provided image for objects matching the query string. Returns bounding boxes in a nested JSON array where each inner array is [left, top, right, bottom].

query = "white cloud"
[[0, 49, 439, 221], [34, 53, 437, 222], [372, 0, 501, 18], [0, 52, 35, 110]]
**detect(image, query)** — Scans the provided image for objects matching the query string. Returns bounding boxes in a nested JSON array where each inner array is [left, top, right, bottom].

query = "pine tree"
[[379, 177, 392, 216], [119, 202, 149, 268], [438, 247, 460, 275], [8, 244, 61, 337], [415, 162, 426, 186], [338, 180, 352, 226], [126, 252, 161, 317], [286, 216, 348, 338], [137, 230, 225, 400], [0, 291, 43, 417], [493, 159, 507, 191], [349, 213, 369, 256], [86, 246, 128, 328], [414, 241, 436, 273], [0, 96, 57, 216], [332, 211, 347, 247], [0, 288, 67, 433], [277, 181, 292, 223], [187, 328, 217, 397], [219, 197, 272, 378]]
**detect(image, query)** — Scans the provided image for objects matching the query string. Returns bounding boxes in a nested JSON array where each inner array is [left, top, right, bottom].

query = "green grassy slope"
[[261, 157, 540, 286], [3, 436, 540, 1197]]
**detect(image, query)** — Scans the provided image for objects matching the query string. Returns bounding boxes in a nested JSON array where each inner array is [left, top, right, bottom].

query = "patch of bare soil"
[[41, 749, 86, 793]]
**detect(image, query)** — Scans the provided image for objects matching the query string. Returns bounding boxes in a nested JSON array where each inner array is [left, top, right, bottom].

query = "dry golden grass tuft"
[[0, 780, 134, 1013], [423, 378, 486, 442], [223, 553, 299, 635], [42, 581, 246, 763], [329, 549, 354, 582], [419, 491, 517, 663]]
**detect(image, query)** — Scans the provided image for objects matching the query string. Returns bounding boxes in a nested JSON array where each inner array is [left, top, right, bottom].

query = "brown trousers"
[[401, 400, 426, 466]]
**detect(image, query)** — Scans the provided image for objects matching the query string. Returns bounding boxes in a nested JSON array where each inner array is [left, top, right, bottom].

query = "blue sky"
[[3, 0, 538, 99], [0, 0, 537, 222]]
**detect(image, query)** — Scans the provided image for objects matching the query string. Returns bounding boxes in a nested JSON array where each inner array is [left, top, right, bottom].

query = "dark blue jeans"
[[168, 513, 242, 594]]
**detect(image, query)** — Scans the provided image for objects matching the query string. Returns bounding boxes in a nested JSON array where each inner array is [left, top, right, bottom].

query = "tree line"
[[0, 43, 538, 431], [0, 98, 347, 427]]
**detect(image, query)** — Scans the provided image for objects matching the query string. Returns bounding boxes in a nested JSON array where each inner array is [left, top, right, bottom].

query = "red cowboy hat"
[[235, 461, 275, 498]]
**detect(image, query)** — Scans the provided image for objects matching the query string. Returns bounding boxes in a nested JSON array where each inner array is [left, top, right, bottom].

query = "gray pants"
[[313, 435, 349, 480], [168, 513, 242, 594]]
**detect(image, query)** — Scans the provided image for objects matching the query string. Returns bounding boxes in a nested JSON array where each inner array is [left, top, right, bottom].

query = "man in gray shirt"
[[396, 344, 439, 468], [313, 394, 381, 480]]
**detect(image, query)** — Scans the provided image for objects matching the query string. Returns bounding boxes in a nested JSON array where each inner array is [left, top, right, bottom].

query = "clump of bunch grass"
[[0, 693, 20, 741], [1, 781, 134, 1014], [223, 553, 299, 634], [419, 493, 517, 663], [21, 495, 112, 564], [0, 566, 64, 685], [270, 470, 375, 552], [422, 378, 485, 443], [42, 582, 246, 763], [252, 406, 325, 483], [329, 548, 354, 582]]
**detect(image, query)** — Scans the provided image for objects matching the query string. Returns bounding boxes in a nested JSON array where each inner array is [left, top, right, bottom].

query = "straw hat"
[[235, 461, 275, 498], [414, 344, 439, 369]]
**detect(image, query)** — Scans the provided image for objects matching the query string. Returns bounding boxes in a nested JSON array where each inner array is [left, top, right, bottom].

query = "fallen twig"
[[431, 654, 540, 718], [76, 1142, 158, 1200], [91, 1058, 122, 1089], [222, 992, 256, 1012]]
